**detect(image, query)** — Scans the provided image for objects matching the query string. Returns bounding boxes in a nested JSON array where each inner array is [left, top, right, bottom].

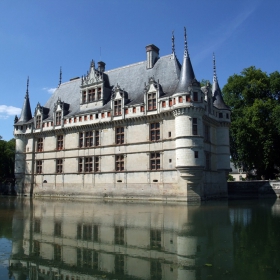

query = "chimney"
[[146, 44, 159, 69], [98, 61, 106, 73]]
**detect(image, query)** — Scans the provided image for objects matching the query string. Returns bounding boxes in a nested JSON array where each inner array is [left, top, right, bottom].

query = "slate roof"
[[17, 93, 32, 125], [43, 54, 181, 120]]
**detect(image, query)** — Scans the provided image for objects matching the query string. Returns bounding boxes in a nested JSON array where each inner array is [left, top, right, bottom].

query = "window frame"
[[55, 111, 62, 126], [150, 123, 160, 141], [150, 152, 160, 170], [36, 115, 41, 129], [36, 160, 43, 174], [57, 135, 63, 150], [115, 155, 124, 171], [148, 92, 157, 110], [37, 138, 43, 152], [192, 118, 198, 135], [115, 127, 124, 145], [56, 159, 63, 173], [114, 99, 122, 116]]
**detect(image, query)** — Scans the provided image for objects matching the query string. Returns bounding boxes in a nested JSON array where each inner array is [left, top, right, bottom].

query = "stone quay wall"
[[228, 180, 280, 199]]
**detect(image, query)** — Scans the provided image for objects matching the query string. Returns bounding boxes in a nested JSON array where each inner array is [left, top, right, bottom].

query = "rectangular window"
[[125, 108, 128, 115], [84, 115, 87, 121], [95, 130, 100, 146], [193, 92, 198, 101], [56, 111, 61, 126], [85, 131, 93, 147], [115, 155, 124, 171], [33, 240, 40, 257], [90, 114, 93, 120], [179, 96, 183, 103], [162, 101, 166, 108], [150, 153, 160, 170], [169, 99, 172, 107], [116, 127, 124, 144], [37, 138, 43, 152], [57, 135, 63, 150], [114, 100, 122, 116], [140, 106, 144, 112], [79, 116, 82, 122], [115, 254, 125, 275], [93, 225, 99, 242], [54, 244, 62, 261], [78, 158, 83, 172], [94, 157, 99, 172], [150, 123, 160, 141], [83, 224, 92, 241], [88, 89, 93, 102], [74, 117, 77, 123], [34, 219, 41, 233], [219, 113, 223, 118], [150, 229, 161, 248], [36, 115, 41, 129], [82, 91, 87, 103], [84, 157, 93, 173], [194, 151, 199, 158], [148, 93, 156, 110], [101, 112, 105, 118], [54, 222, 62, 237], [36, 160, 42, 174], [69, 118, 72, 124], [115, 226, 124, 245], [133, 107, 136, 113], [173, 98, 176, 104], [97, 87, 101, 100], [56, 159, 63, 173], [79, 132, 84, 147], [64, 119, 67, 124], [107, 112, 111, 117], [192, 118, 198, 135]]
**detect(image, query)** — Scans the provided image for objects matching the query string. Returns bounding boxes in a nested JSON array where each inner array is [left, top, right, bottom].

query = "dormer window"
[[82, 91, 87, 103], [36, 115, 41, 129], [114, 100, 122, 116], [193, 92, 198, 101], [56, 111, 62, 126], [148, 93, 156, 110]]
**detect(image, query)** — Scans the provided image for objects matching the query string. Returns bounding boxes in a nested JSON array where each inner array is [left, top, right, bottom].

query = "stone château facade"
[[14, 30, 231, 201]]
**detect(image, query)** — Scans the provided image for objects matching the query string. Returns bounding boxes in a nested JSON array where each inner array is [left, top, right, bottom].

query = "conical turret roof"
[[18, 78, 32, 123], [175, 27, 195, 94], [212, 54, 229, 110]]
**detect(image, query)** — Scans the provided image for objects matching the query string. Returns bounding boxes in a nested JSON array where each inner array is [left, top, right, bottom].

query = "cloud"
[[0, 105, 21, 119], [43, 87, 57, 94]]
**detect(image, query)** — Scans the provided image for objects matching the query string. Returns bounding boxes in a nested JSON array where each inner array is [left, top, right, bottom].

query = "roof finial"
[[184, 27, 189, 57], [172, 30, 175, 54], [58, 67, 62, 87], [213, 52, 217, 82], [26, 76, 29, 98]]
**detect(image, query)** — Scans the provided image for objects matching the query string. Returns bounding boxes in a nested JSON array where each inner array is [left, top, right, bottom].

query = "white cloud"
[[0, 105, 21, 119], [43, 87, 57, 94]]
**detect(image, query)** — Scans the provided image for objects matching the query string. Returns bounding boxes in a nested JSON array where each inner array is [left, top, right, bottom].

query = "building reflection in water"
[[9, 199, 234, 280]]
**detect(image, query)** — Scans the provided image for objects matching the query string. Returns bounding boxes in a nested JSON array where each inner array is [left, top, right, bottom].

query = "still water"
[[0, 197, 280, 280]]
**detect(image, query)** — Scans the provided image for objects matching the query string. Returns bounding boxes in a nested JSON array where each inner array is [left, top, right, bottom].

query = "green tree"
[[0, 137, 15, 183], [223, 67, 280, 179]]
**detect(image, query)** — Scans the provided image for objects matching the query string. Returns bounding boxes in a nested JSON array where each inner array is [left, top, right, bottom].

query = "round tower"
[[173, 28, 205, 200]]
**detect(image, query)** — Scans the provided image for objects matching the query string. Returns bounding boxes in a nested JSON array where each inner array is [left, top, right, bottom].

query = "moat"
[[0, 197, 280, 280]]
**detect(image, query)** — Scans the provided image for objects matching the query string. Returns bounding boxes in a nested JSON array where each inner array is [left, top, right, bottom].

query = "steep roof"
[[17, 79, 32, 124], [212, 54, 229, 110], [44, 54, 181, 119]]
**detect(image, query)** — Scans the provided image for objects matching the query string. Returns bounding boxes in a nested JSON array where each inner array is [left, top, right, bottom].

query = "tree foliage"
[[0, 137, 15, 183], [223, 66, 280, 179]]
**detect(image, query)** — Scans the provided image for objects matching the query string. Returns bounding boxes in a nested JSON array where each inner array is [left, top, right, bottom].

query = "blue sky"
[[0, 0, 279, 140]]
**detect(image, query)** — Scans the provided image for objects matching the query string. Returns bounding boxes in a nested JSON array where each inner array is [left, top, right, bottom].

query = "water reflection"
[[5, 198, 280, 280]]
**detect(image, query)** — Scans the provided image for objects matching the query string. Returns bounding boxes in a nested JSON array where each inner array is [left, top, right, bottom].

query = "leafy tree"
[[223, 67, 280, 179], [0, 138, 15, 184]]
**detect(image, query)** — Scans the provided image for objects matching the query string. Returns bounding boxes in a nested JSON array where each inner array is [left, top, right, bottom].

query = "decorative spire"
[[184, 27, 189, 57], [172, 30, 175, 54], [26, 76, 29, 98], [212, 54, 229, 109], [18, 77, 32, 123], [213, 53, 217, 83], [174, 27, 195, 94], [58, 67, 62, 87]]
